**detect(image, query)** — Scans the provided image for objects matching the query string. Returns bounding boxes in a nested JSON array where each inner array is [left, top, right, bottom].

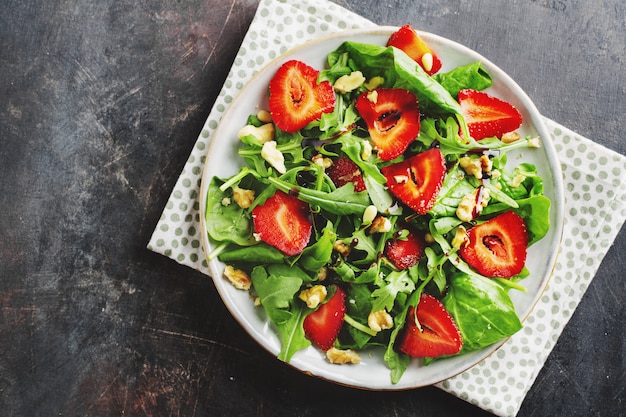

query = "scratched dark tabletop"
[[1, 0, 624, 416]]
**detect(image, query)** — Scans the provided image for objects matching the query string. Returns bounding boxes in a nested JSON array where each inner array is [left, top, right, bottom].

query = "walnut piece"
[[223, 265, 251, 290], [298, 285, 327, 309], [369, 216, 391, 233], [368, 310, 393, 332], [232, 186, 255, 209], [326, 347, 361, 364], [238, 123, 275, 144]]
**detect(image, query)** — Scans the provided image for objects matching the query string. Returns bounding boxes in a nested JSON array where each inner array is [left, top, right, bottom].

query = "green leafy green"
[[443, 273, 522, 353]]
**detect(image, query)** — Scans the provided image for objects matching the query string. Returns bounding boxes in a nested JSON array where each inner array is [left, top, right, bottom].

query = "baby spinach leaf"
[[442, 273, 522, 353], [327, 41, 462, 117], [205, 177, 256, 246], [217, 243, 285, 264], [433, 61, 493, 98]]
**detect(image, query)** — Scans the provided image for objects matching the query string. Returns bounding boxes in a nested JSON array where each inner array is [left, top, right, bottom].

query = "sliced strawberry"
[[355, 88, 420, 161], [385, 225, 426, 270], [268, 59, 335, 133], [303, 285, 346, 351], [459, 210, 528, 277], [387, 24, 442, 75], [399, 293, 462, 357], [251, 190, 312, 256], [458, 89, 523, 140], [326, 157, 366, 192], [381, 148, 446, 215]]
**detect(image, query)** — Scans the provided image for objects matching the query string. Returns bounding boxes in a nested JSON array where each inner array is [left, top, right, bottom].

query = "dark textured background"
[[1, 0, 624, 416]]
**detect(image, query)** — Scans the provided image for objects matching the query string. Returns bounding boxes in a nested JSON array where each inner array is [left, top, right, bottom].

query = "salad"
[[203, 25, 551, 384]]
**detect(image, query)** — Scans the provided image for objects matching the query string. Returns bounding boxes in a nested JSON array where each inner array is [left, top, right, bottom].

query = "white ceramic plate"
[[199, 27, 564, 390]]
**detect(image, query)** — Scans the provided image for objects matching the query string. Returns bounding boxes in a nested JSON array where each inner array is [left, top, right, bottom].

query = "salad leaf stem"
[[207, 241, 229, 261], [344, 313, 378, 337]]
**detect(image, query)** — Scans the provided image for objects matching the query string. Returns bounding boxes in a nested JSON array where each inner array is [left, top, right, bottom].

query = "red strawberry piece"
[[387, 24, 442, 75], [268, 59, 335, 133], [381, 148, 446, 215], [355, 88, 421, 161], [399, 293, 462, 358], [303, 285, 346, 351], [458, 89, 523, 140], [251, 190, 312, 256], [459, 210, 528, 277], [385, 226, 426, 270], [326, 157, 366, 192]]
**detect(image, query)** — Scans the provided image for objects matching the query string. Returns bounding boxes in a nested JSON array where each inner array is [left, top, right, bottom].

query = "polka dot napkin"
[[147, 0, 626, 415]]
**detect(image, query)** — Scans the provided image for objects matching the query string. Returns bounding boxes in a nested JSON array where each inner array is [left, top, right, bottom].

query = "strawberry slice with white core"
[[387, 24, 443, 75], [399, 293, 462, 357], [268, 60, 335, 133], [251, 190, 312, 256], [355, 88, 421, 161], [303, 285, 346, 351], [381, 148, 446, 215], [458, 89, 523, 140], [459, 210, 528, 277]]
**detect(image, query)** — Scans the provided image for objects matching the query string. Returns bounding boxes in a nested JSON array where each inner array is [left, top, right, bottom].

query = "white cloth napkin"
[[147, 0, 626, 415]]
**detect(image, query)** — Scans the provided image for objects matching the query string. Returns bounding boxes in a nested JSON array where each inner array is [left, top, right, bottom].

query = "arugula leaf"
[[372, 270, 415, 312], [268, 177, 371, 216], [297, 221, 336, 273], [250, 266, 310, 361]]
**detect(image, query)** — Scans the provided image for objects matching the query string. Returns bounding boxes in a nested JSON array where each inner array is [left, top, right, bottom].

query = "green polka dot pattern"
[[147, 1, 626, 416]]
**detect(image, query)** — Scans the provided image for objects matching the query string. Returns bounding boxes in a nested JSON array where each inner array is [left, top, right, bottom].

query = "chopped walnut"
[[261, 140, 286, 174], [452, 225, 469, 249], [326, 347, 361, 364], [479, 154, 493, 173], [333, 240, 351, 257], [456, 187, 490, 222], [528, 136, 541, 148], [256, 109, 272, 123], [334, 71, 365, 94], [238, 123, 275, 144], [312, 153, 333, 169], [317, 267, 328, 282], [369, 216, 392, 233], [361, 140, 373, 160], [459, 156, 484, 179], [232, 186, 255, 209], [501, 131, 520, 143], [299, 285, 328, 309], [223, 265, 252, 290], [362, 205, 378, 225], [510, 174, 526, 188], [368, 310, 393, 332]]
